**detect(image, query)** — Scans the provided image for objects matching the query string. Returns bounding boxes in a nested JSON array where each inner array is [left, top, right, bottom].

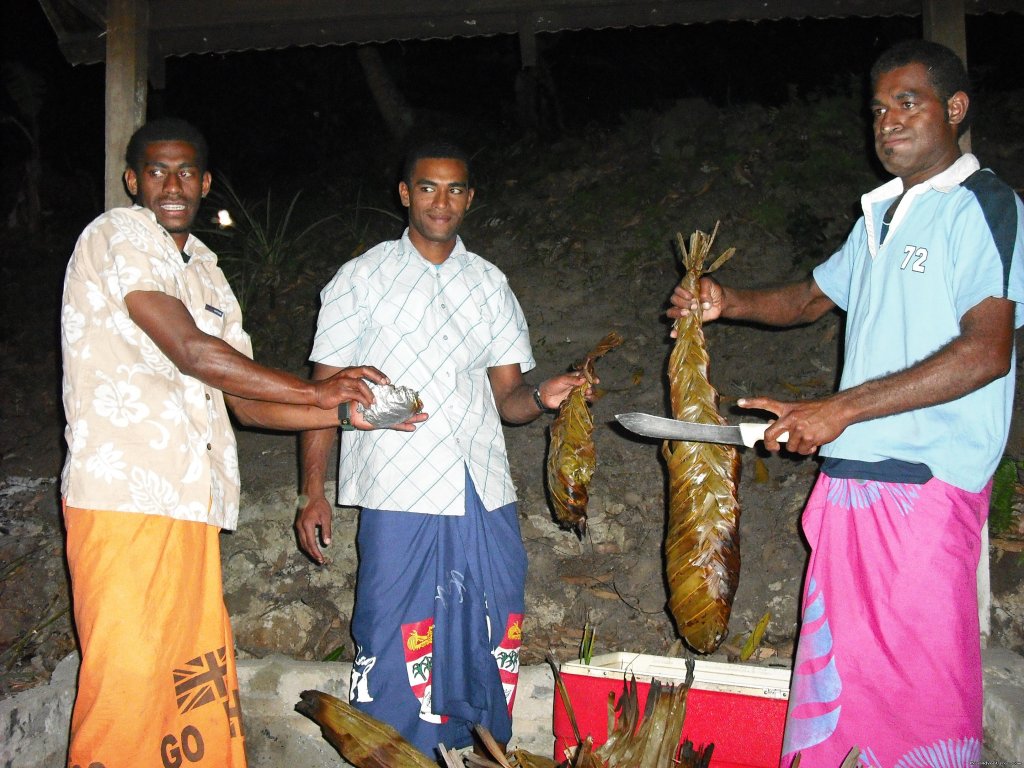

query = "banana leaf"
[[547, 331, 624, 536], [663, 224, 740, 654], [295, 689, 438, 768], [299, 654, 714, 768]]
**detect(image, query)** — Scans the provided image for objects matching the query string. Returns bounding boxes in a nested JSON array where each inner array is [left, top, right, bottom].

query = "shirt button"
[[206, 393, 211, 401], [443, 335, 448, 340], [206, 443, 212, 451]]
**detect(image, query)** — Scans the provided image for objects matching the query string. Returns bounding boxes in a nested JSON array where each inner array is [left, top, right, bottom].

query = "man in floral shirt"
[[60, 118, 422, 768]]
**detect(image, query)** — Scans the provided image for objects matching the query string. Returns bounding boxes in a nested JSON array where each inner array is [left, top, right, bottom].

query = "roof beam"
[[49, 0, 1018, 66]]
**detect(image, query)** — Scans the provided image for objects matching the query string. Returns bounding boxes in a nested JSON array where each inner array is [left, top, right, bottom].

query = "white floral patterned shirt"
[[60, 206, 252, 530]]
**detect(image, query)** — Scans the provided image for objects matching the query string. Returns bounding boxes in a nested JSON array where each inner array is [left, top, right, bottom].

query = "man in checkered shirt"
[[297, 141, 585, 757]]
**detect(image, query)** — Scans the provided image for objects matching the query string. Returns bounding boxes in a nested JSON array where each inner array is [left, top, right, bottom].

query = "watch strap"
[[338, 401, 355, 431]]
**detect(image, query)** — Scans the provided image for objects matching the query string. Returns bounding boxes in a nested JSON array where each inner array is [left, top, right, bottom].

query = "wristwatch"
[[338, 401, 355, 431], [533, 385, 556, 414]]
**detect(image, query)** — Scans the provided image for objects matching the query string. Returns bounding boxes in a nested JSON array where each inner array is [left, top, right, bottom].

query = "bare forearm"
[[126, 290, 325, 405], [300, 426, 337, 499], [227, 397, 340, 431], [738, 297, 1015, 455], [829, 332, 1010, 428], [720, 279, 834, 327], [499, 382, 546, 424], [181, 337, 324, 405], [492, 369, 587, 424]]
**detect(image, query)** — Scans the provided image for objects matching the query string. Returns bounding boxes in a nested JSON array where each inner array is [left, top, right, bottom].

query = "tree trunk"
[[356, 45, 414, 142]]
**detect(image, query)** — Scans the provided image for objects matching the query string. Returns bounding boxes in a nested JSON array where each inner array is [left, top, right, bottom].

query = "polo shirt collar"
[[861, 154, 980, 257], [863, 152, 980, 207]]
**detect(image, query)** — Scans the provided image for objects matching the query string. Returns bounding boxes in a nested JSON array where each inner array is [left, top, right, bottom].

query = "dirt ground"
[[2, 87, 1024, 699]]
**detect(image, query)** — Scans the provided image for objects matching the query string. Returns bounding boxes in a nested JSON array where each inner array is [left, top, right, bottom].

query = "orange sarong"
[[64, 505, 247, 768]]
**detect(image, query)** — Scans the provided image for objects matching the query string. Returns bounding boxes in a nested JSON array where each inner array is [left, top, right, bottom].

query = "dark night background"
[[3, 0, 1023, 226], [3, 0, 1024, 714]]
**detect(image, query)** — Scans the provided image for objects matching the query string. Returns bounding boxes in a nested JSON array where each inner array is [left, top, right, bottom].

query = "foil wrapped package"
[[357, 382, 424, 428]]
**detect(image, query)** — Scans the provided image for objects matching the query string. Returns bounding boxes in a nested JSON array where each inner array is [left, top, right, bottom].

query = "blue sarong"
[[348, 467, 527, 757]]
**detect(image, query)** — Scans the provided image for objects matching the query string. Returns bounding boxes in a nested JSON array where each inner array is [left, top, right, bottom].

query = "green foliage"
[[322, 645, 347, 662], [580, 623, 596, 664], [989, 455, 1022, 536], [199, 176, 339, 313]]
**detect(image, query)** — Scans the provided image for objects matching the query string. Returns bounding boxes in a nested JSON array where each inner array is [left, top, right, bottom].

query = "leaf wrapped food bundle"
[[547, 332, 623, 536], [663, 225, 740, 654]]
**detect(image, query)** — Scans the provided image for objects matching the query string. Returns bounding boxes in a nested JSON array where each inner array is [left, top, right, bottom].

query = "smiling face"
[[398, 157, 474, 264], [123, 140, 211, 250], [871, 62, 967, 189]]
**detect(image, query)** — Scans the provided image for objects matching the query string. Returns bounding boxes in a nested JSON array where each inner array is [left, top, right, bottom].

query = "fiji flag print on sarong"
[[402, 617, 447, 724], [491, 612, 523, 712]]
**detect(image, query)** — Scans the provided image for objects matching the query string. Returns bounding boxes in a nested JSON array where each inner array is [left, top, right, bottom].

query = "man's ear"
[[202, 170, 212, 198], [124, 167, 138, 197], [398, 181, 411, 208], [947, 90, 969, 127]]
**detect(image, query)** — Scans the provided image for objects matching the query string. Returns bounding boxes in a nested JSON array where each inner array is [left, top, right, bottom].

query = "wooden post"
[[516, 17, 539, 131], [921, 0, 985, 641], [518, 17, 538, 69], [922, 0, 966, 59], [922, 0, 971, 153], [104, 0, 149, 210]]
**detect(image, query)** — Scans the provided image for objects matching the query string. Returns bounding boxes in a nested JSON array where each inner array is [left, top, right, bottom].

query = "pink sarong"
[[780, 473, 988, 768]]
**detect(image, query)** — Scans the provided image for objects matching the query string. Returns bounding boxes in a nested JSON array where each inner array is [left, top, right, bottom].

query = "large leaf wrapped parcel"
[[295, 653, 713, 768], [295, 690, 437, 768], [296, 688, 558, 768], [547, 332, 624, 536], [663, 224, 739, 654]]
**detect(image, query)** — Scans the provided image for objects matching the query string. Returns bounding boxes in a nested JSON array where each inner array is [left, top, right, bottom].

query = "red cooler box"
[[553, 652, 791, 768]]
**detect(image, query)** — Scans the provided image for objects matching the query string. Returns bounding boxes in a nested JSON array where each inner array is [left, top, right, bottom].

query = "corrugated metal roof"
[[39, 0, 1024, 66]]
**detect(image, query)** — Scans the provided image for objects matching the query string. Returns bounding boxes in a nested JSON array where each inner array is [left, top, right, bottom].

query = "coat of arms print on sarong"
[[402, 617, 446, 723], [492, 612, 523, 712]]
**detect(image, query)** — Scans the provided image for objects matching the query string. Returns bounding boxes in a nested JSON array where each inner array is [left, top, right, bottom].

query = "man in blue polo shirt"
[[670, 40, 1024, 767]]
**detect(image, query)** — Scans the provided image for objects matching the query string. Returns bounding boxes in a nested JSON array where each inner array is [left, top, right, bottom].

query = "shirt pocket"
[[368, 292, 432, 339], [446, 297, 496, 369]]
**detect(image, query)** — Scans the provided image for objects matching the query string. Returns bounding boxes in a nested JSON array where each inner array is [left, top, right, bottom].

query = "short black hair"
[[871, 39, 972, 135], [125, 118, 209, 173], [401, 141, 472, 187]]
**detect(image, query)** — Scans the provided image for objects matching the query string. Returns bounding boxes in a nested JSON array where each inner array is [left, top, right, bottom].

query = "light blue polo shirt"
[[813, 154, 1024, 492]]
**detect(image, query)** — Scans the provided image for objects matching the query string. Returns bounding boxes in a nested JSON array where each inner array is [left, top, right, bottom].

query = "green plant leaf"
[[989, 456, 1019, 536], [323, 645, 347, 662]]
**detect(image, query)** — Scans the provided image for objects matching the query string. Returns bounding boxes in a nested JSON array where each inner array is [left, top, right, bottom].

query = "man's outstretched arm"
[[125, 290, 384, 422], [741, 296, 1016, 454]]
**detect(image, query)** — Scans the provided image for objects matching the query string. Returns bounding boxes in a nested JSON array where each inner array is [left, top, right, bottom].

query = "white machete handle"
[[738, 422, 790, 448]]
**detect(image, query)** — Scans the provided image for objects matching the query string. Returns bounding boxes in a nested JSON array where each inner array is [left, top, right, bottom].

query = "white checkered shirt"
[[310, 230, 536, 515]]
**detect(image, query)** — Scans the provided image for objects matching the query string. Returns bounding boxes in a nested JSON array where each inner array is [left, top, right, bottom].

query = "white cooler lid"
[[560, 652, 792, 700]]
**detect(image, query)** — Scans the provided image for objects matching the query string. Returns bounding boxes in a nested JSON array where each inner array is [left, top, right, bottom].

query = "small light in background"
[[216, 210, 234, 228]]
